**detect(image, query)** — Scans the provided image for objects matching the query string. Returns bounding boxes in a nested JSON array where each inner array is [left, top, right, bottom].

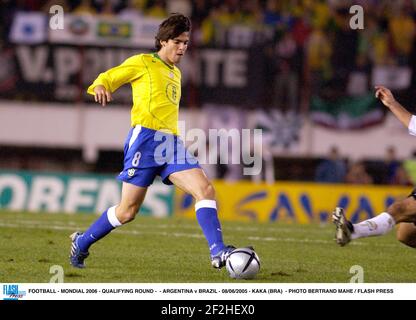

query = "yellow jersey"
[[87, 53, 182, 135]]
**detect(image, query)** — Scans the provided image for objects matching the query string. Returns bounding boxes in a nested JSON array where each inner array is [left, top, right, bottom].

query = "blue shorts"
[[117, 126, 200, 187]]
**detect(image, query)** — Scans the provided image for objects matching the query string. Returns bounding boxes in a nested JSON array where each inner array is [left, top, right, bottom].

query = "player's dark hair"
[[155, 13, 191, 51]]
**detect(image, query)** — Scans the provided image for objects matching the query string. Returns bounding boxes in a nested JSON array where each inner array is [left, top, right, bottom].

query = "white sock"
[[351, 212, 395, 240], [107, 205, 122, 227]]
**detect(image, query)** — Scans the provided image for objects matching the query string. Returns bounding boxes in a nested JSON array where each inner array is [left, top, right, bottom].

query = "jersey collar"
[[153, 53, 174, 70]]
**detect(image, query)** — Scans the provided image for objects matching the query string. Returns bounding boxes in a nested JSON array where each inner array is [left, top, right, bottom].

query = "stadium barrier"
[[0, 170, 410, 224], [1, 102, 415, 162], [176, 180, 410, 224], [0, 170, 173, 217]]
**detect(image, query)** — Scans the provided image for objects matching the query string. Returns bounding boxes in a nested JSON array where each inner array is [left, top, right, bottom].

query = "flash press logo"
[[3, 284, 26, 300]]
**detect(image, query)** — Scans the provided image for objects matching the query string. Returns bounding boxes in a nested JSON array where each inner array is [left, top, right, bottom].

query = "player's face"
[[163, 32, 189, 65]]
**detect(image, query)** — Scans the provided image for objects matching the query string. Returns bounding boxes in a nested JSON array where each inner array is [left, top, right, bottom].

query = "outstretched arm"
[[87, 55, 144, 107], [375, 85, 412, 128]]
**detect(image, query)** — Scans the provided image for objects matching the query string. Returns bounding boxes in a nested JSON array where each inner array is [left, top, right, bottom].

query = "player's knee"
[[195, 183, 215, 201], [118, 214, 135, 224], [396, 231, 416, 248], [387, 201, 407, 222], [116, 204, 138, 224]]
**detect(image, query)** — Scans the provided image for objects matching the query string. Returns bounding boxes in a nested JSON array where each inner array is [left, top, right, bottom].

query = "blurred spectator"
[[357, 14, 389, 66], [384, 146, 401, 184], [101, 0, 124, 12], [146, 0, 167, 18], [305, 25, 332, 96], [238, 0, 262, 27], [345, 161, 373, 184], [100, 0, 116, 17], [272, 32, 299, 112], [388, 6, 416, 65], [191, 0, 208, 25], [73, 0, 97, 15], [331, 8, 358, 91], [200, 4, 232, 45], [41, 0, 70, 13], [0, 1, 13, 42], [404, 150, 416, 185], [118, 0, 144, 20], [292, 15, 312, 48], [263, 0, 280, 26], [314, 146, 346, 183], [311, 0, 331, 30], [390, 164, 413, 186], [167, 0, 192, 17]]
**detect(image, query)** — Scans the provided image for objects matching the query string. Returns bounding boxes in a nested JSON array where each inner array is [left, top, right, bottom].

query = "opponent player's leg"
[[70, 182, 147, 268], [396, 222, 416, 248], [333, 195, 416, 247], [168, 168, 234, 268]]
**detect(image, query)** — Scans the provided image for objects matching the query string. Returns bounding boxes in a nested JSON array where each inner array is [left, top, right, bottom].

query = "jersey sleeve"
[[408, 115, 416, 136], [87, 55, 145, 95]]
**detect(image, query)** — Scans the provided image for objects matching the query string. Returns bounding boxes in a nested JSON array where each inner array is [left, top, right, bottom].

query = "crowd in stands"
[[314, 145, 414, 186], [2, 0, 416, 110], [2, 0, 416, 185]]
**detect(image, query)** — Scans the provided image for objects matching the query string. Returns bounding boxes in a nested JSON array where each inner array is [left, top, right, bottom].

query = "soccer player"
[[69, 14, 235, 269], [333, 86, 416, 248]]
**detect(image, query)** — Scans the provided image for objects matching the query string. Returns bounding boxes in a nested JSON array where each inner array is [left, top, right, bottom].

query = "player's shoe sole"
[[332, 207, 352, 247]]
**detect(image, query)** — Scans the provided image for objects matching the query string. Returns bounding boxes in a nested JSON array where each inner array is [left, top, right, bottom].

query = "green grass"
[[0, 210, 415, 283]]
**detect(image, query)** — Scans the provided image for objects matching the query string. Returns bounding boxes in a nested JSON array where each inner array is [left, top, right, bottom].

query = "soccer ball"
[[226, 247, 260, 279]]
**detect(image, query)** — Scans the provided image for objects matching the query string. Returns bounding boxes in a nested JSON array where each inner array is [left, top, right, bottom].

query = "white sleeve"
[[409, 115, 416, 136]]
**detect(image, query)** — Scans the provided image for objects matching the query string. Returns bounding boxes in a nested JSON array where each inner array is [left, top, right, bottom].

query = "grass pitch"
[[0, 210, 415, 283]]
